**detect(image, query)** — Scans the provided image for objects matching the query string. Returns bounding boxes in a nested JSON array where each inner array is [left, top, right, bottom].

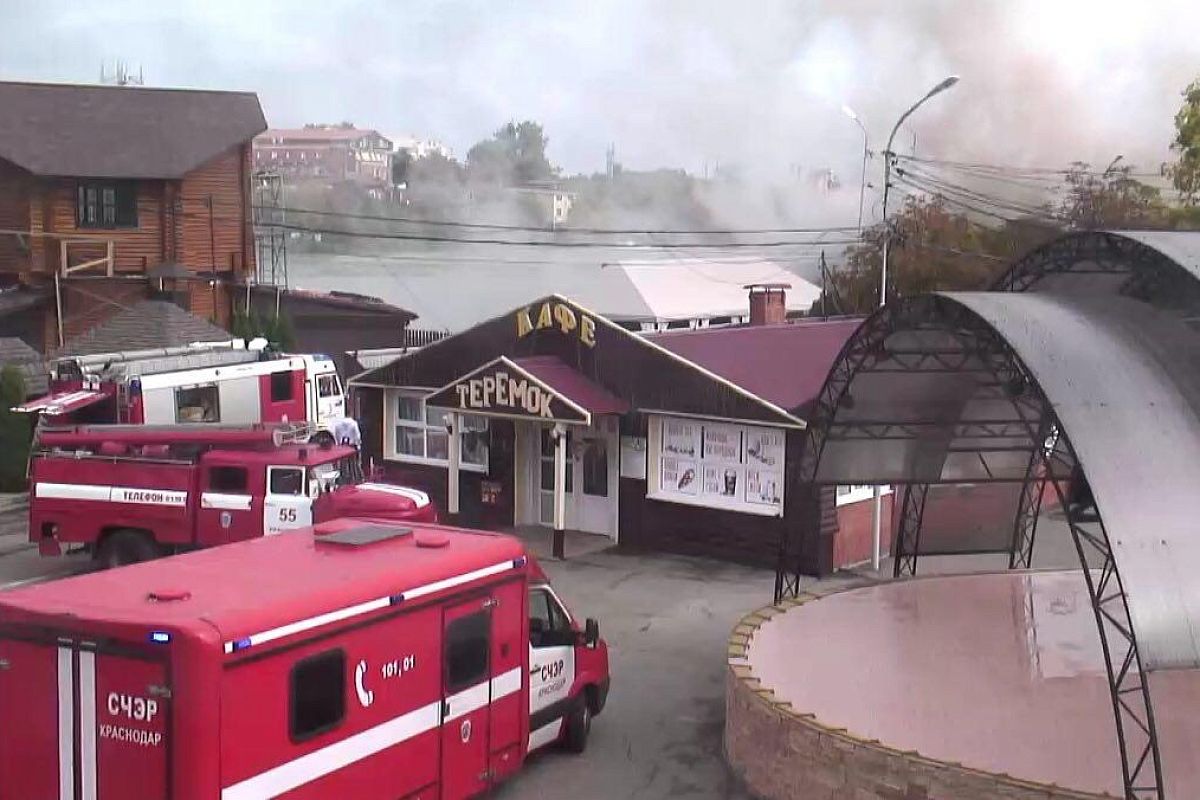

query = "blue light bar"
[[389, 593, 405, 606], [513, 556, 528, 568], [148, 631, 171, 644], [231, 637, 252, 652]]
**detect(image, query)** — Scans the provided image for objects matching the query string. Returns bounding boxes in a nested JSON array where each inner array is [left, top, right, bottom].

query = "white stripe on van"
[[357, 483, 431, 507], [222, 558, 523, 654], [57, 647, 74, 800], [79, 651, 97, 800], [36, 482, 188, 507], [221, 667, 523, 800], [200, 492, 254, 511]]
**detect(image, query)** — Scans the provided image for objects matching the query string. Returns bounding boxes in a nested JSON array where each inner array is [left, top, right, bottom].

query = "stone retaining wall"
[[724, 594, 1114, 800]]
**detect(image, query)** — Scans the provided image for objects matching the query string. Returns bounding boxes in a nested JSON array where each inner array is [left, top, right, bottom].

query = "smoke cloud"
[[3, 0, 1198, 231]]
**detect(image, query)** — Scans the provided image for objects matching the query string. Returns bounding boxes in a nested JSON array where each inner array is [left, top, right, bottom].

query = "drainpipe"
[[553, 423, 567, 559]]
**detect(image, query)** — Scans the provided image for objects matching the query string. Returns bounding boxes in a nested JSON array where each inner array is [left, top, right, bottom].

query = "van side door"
[[263, 466, 312, 535], [197, 464, 259, 546], [527, 586, 577, 751], [441, 597, 493, 798]]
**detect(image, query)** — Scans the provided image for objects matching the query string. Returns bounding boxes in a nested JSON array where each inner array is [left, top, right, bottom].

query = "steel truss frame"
[[776, 294, 1164, 799], [993, 230, 1200, 315]]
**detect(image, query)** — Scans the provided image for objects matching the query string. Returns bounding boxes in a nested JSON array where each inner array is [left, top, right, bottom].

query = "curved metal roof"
[[993, 230, 1200, 302], [944, 291, 1200, 671], [812, 288, 1200, 669]]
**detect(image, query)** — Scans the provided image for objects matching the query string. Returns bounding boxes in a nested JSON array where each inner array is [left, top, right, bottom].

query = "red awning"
[[12, 389, 107, 415], [512, 356, 630, 417]]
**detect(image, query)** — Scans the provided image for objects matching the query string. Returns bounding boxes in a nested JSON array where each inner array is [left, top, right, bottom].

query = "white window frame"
[[646, 415, 785, 517], [835, 485, 894, 506], [385, 389, 488, 473]]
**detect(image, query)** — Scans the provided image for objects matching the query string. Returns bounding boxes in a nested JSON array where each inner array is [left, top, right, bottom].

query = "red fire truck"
[[29, 423, 437, 567], [0, 518, 611, 799], [14, 341, 347, 443]]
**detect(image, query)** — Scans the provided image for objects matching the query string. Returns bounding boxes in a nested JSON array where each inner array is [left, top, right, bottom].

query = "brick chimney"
[[745, 283, 789, 326]]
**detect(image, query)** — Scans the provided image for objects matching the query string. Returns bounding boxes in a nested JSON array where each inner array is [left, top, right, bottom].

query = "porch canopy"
[[424, 355, 629, 426]]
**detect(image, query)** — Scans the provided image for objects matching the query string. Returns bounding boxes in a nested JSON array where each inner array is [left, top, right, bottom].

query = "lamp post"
[[872, 75, 959, 573], [841, 105, 869, 233], [879, 75, 959, 307]]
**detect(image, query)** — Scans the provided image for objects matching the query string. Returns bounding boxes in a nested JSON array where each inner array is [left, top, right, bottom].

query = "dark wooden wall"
[[0, 159, 30, 274]]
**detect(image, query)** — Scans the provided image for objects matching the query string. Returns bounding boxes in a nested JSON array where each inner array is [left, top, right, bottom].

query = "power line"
[[259, 219, 864, 249], [895, 153, 1164, 180], [256, 204, 864, 236]]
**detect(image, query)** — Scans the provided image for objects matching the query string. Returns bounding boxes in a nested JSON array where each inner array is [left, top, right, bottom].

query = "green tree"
[[1057, 162, 1169, 229], [1167, 77, 1200, 207], [0, 366, 31, 492], [814, 195, 1056, 315], [466, 121, 555, 186]]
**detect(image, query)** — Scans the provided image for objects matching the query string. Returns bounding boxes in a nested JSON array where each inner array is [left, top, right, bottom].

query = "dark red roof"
[[648, 318, 863, 413], [513, 355, 630, 416]]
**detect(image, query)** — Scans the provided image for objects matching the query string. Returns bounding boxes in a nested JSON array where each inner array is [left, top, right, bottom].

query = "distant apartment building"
[[391, 135, 454, 162], [508, 184, 575, 227], [253, 125, 393, 187]]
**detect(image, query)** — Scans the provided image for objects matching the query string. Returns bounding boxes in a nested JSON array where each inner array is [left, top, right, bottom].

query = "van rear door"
[[0, 637, 61, 798], [0, 633, 171, 800]]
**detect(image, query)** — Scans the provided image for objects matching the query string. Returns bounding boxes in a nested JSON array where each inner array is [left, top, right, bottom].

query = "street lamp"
[[872, 75, 959, 573], [879, 75, 960, 307], [841, 104, 869, 233]]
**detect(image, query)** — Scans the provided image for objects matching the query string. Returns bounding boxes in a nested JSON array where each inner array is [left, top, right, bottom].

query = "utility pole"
[[872, 74, 960, 574], [820, 250, 828, 321]]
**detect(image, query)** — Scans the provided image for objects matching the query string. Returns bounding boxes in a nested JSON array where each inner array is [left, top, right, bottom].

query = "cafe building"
[[349, 290, 888, 571]]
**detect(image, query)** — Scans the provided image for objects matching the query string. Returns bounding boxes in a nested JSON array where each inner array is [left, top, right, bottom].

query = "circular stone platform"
[[725, 572, 1200, 800]]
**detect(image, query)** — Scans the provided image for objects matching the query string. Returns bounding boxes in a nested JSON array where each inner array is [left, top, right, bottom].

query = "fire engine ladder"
[[272, 421, 316, 446]]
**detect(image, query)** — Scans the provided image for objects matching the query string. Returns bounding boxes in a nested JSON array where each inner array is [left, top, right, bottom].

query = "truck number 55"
[[278, 508, 297, 523]]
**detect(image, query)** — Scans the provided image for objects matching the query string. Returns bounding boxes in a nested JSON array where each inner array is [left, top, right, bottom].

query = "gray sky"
[[4, 0, 1199, 182]]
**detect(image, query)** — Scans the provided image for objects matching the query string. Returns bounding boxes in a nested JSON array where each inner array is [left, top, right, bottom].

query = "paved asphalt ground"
[[0, 501, 1083, 800]]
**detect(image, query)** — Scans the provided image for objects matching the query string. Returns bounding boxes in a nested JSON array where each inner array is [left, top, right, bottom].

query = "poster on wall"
[[702, 464, 741, 498], [702, 425, 741, 463], [745, 468, 782, 507], [745, 428, 784, 469], [662, 419, 700, 459], [651, 415, 786, 515], [661, 456, 699, 496]]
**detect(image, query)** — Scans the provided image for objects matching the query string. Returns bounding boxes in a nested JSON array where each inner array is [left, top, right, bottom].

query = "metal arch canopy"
[[945, 291, 1200, 672], [783, 288, 1200, 798], [806, 290, 1200, 670]]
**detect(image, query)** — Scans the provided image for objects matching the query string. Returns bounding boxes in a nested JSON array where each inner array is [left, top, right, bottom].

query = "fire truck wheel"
[[95, 530, 161, 569], [564, 699, 591, 753]]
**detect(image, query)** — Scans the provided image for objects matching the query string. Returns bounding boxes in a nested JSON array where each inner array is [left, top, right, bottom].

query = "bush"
[[0, 366, 31, 492]]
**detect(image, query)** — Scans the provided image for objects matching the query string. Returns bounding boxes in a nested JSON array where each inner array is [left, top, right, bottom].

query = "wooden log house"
[[0, 81, 266, 351]]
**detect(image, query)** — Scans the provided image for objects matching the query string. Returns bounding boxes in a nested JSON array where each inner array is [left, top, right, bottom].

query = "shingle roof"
[[648, 317, 863, 414], [0, 337, 48, 395], [0, 81, 266, 178], [60, 300, 232, 357]]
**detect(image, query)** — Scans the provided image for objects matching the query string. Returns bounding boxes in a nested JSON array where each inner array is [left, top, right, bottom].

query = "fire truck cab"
[[0, 520, 611, 800], [29, 424, 437, 567], [15, 341, 347, 442]]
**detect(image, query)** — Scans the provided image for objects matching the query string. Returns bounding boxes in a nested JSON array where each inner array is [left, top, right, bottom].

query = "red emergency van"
[[0, 519, 611, 799], [29, 423, 437, 567]]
